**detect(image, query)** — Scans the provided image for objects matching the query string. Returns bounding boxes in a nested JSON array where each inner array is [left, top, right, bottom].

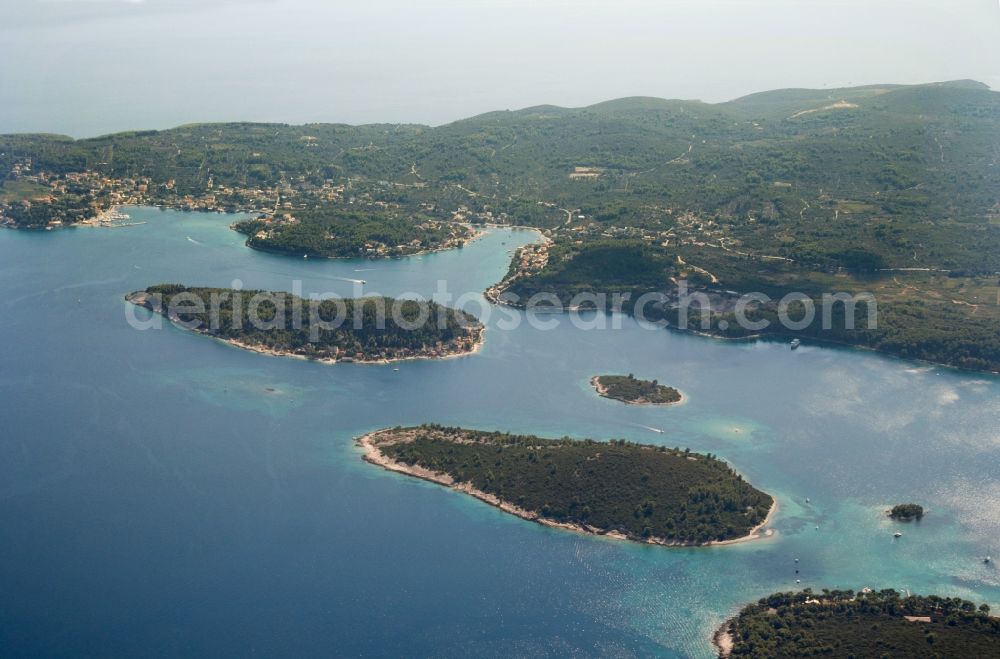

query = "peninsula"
[[716, 588, 999, 657], [6, 80, 1000, 371], [358, 425, 774, 545], [126, 285, 483, 363], [592, 374, 682, 405]]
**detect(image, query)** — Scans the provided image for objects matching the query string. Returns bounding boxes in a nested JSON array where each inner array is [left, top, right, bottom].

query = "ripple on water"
[[2, 210, 1000, 656], [689, 417, 762, 443], [151, 366, 314, 415]]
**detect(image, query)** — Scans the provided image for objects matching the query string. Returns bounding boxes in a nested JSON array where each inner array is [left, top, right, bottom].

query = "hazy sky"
[[1, 0, 999, 136]]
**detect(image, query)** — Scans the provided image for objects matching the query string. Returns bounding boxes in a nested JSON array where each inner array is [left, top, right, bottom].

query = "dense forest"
[[726, 588, 999, 657], [232, 209, 471, 258], [593, 374, 681, 404], [370, 425, 773, 545], [128, 285, 482, 362]]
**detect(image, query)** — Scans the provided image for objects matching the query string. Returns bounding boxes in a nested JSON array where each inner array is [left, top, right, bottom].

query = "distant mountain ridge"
[[4, 79, 993, 140]]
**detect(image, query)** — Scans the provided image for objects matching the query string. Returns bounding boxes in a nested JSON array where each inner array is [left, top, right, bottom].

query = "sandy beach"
[[707, 498, 778, 547], [712, 620, 735, 658]]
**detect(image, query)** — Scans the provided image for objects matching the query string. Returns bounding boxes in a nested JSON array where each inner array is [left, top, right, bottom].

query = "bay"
[[1, 207, 997, 657]]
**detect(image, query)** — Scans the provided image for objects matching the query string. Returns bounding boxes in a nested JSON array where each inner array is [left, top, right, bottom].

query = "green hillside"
[[4, 81, 999, 369]]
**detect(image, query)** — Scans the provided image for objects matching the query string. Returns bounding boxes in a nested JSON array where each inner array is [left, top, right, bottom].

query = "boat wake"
[[54, 275, 128, 293]]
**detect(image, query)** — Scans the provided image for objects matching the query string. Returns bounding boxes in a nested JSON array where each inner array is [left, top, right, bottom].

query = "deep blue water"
[[1, 207, 998, 657]]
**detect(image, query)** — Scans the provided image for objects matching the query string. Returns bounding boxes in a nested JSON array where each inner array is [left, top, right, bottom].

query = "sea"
[[1, 207, 997, 657]]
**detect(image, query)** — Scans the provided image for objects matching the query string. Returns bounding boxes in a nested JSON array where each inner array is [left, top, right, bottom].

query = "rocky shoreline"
[[125, 291, 485, 365], [590, 375, 686, 406]]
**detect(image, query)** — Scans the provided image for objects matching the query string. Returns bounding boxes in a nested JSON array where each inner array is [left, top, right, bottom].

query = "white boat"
[[790, 338, 801, 349], [894, 532, 903, 538], [986, 556, 992, 564]]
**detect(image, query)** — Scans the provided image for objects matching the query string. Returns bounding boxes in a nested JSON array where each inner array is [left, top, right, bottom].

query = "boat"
[[986, 556, 992, 564], [790, 338, 801, 350], [894, 532, 903, 538]]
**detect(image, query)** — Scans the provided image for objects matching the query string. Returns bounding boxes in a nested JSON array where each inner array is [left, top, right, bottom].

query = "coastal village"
[[1, 160, 477, 257], [0, 158, 348, 229], [2, 158, 744, 260]]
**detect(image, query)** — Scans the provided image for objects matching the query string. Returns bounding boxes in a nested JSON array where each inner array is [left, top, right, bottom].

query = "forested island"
[[126, 285, 483, 363], [889, 503, 925, 520], [717, 588, 999, 657], [592, 374, 682, 405], [5, 80, 1000, 370], [359, 425, 774, 545], [232, 209, 475, 258]]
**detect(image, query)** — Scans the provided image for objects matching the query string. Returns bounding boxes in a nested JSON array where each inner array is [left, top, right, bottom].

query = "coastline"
[[482, 285, 1000, 377], [234, 221, 485, 261], [213, 325, 486, 365], [476, 228, 1000, 378], [125, 293, 486, 365], [590, 375, 686, 407], [10, 196, 485, 254], [483, 230, 553, 306], [708, 497, 777, 547], [712, 619, 735, 658], [29, 201, 997, 376], [356, 428, 777, 548]]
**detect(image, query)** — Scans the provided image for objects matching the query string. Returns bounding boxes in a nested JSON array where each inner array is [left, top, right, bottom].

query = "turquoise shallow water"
[[1, 207, 998, 657]]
